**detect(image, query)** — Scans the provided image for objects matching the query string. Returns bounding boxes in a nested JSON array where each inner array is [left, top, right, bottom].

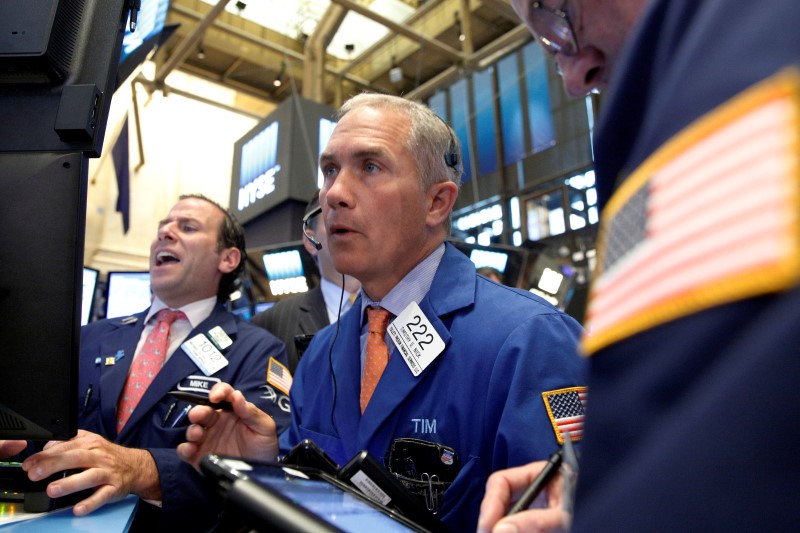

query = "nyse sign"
[[238, 164, 280, 211], [238, 121, 280, 211]]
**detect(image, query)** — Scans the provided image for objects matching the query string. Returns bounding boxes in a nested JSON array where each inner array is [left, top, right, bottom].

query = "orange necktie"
[[117, 309, 186, 431], [360, 306, 391, 413]]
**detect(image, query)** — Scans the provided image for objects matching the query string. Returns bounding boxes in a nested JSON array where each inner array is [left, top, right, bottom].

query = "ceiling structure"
[[149, 0, 533, 112]]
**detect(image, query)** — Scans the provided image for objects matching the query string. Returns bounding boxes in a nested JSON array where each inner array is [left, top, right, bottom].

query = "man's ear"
[[426, 181, 459, 228], [218, 247, 241, 274]]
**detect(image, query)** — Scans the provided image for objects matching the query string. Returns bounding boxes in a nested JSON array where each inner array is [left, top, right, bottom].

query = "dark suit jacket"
[[79, 302, 290, 530], [251, 285, 330, 373]]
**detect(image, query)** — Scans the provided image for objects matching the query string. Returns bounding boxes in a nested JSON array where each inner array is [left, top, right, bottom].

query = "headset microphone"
[[302, 205, 323, 250]]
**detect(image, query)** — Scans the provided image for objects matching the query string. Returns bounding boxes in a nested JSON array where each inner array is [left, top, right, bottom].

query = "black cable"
[[328, 273, 346, 435]]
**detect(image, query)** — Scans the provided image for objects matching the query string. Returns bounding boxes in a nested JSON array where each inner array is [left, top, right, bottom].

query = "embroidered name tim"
[[412, 418, 436, 434]]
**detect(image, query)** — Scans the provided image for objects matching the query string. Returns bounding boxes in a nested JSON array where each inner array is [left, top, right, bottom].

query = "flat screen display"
[[82, 266, 99, 326], [105, 271, 152, 319], [469, 248, 509, 273], [262, 249, 308, 296], [119, 0, 170, 64], [218, 459, 420, 533]]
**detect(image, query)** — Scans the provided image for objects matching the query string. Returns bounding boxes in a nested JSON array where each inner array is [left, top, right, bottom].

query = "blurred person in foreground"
[[479, 1, 800, 532]]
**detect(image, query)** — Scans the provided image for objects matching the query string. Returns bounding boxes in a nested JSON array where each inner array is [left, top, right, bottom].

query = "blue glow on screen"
[[473, 67, 498, 176], [498, 53, 525, 166], [262, 250, 305, 280], [427, 91, 447, 119], [523, 42, 555, 152], [240, 121, 279, 186], [469, 249, 509, 272], [120, 0, 170, 63]]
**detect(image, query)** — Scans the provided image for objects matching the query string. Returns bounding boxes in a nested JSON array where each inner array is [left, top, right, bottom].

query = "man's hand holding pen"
[[477, 450, 568, 533]]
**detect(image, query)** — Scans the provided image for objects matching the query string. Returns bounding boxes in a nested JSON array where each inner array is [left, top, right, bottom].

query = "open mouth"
[[330, 223, 354, 236], [155, 251, 180, 266]]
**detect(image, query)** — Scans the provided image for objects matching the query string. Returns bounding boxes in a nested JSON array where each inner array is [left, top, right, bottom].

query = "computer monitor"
[[116, 0, 172, 89], [0, 0, 128, 441], [105, 271, 152, 319], [449, 240, 528, 288], [81, 267, 99, 326], [468, 248, 510, 274], [262, 249, 308, 296]]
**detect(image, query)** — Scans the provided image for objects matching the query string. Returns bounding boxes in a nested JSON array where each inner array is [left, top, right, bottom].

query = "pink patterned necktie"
[[117, 309, 186, 431], [360, 306, 391, 413]]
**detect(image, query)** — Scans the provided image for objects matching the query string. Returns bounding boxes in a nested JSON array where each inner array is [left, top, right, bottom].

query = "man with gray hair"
[[179, 93, 585, 531]]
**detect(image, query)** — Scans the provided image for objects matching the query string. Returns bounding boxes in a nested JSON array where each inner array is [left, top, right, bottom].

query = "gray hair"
[[336, 93, 463, 190]]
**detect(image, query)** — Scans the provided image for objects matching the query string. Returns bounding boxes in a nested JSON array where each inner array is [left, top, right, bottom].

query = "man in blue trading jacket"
[[479, 1, 800, 532], [178, 94, 586, 532], [16, 194, 291, 530]]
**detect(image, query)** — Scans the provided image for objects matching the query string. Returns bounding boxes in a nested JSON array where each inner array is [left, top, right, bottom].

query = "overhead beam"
[[336, 0, 446, 75], [169, 2, 375, 91], [304, 4, 348, 103], [405, 24, 531, 101], [155, 0, 233, 87], [480, 0, 522, 23], [458, 0, 474, 56], [135, 74, 264, 120], [329, 0, 464, 61]]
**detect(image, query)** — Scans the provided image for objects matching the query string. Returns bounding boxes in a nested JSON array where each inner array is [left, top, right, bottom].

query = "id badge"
[[388, 301, 445, 376], [182, 333, 229, 376]]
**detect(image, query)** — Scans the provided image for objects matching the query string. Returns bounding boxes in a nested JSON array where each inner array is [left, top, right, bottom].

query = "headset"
[[302, 205, 323, 250], [439, 116, 460, 171]]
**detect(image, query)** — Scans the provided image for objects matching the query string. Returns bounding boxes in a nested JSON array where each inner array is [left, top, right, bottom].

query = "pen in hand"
[[506, 447, 564, 516], [168, 391, 234, 411]]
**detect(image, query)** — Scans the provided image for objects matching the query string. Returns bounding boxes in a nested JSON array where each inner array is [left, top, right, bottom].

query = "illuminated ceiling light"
[[389, 55, 403, 84], [273, 61, 286, 88], [454, 12, 465, 43]]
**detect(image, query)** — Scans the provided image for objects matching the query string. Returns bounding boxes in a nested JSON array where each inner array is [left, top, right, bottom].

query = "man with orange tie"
[[16, 194, 290, 530], [179, 95, 585, 532]]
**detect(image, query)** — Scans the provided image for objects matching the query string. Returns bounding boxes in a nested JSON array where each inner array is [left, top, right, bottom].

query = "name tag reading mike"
[[182, 333, 229, 376], [388, 301, 445, 377]]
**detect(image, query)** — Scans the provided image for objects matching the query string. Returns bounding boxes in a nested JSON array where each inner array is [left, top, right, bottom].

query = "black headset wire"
[[327, 274, 346, 436]]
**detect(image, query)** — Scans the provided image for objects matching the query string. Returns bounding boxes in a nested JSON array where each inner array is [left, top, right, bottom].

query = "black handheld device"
[[200, 454, 431, 533], [338, 451, 446, 532], [281, 439, 340, 476], [168, 391, 233, 411]]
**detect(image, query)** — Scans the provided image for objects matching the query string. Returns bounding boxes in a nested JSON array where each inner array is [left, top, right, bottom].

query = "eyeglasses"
[[529, 1, 579, 56]]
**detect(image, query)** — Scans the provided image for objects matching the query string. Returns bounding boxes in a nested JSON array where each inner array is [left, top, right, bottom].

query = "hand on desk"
[[177, 382, 280, 469], [0, 440, 27, 459], [20, 430, 160, 516], [477, 461, 568, 533]]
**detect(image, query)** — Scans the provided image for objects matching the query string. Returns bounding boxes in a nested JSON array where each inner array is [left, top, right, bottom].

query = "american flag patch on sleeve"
[[267, 357, 293, 395], [542, 387, 587, 444], [583, 68, 800, 355]]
